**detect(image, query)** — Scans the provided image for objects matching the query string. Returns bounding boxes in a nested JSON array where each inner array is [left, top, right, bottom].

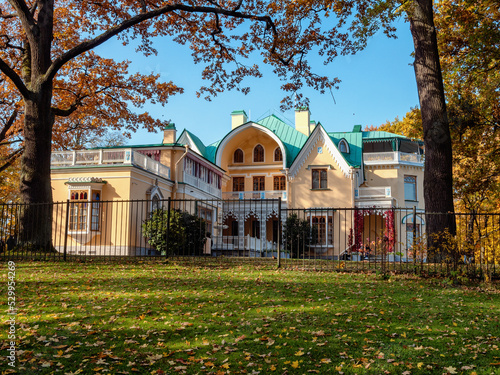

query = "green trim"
[[231, 110, 247, 116], [88, 143, 184, 150], [51, 165, 174, 183]]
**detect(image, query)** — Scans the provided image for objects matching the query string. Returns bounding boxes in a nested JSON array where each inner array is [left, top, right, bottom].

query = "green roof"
[[255, 115, 308, 167], [327, 131, 363, 167], [183, 130, 206, 156], [174, 116, 422, 171], [328, 128, 422, 167]]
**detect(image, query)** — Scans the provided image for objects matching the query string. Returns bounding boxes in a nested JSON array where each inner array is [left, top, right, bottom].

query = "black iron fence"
[[0, 198, 498, 278]]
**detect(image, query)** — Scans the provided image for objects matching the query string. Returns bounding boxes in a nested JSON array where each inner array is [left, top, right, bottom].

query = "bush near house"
[[282, 213, 315, 258], [142, 208, 206, 256]]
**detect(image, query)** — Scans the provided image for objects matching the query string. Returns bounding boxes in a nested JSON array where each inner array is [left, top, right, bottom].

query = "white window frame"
[[67, 182, 104, 236], [339, 139, 350, 153], [404, 175, 417, 201]]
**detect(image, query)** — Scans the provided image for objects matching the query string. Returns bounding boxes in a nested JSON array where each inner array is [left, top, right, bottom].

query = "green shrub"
[[142, 208, 206, 256], [282, 213, 314, 258]]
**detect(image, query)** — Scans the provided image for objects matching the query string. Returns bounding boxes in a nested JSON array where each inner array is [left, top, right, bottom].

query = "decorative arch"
[[146, 185, 164, 211], [214, 123, 287, 167], [402, 213, 425, 225]]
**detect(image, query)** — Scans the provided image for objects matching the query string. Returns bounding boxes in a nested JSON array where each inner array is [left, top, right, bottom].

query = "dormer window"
[[234, 148, 244, 163], [339, 139, 349, 153], [254, 144, 264, 162], [274, 147, 283, 162]]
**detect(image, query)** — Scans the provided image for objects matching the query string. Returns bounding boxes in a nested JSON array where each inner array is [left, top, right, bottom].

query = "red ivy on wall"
[[383, 209, 396, 253], [348, 209, 365, 252]]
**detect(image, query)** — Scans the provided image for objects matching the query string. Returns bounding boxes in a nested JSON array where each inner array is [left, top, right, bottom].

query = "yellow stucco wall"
[[220, 127, 285, 194], [289, 138, 353, 209], [363, 165, 424, 209], [51, 166, 173, 252]]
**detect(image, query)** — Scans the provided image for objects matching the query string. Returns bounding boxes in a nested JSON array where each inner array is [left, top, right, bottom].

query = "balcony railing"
[[363, 152, 423, 165], [51, 149, 171, 180], [355, 186, 392, 200], [183, 173, 221, 197], [222, 190, 287, 201]]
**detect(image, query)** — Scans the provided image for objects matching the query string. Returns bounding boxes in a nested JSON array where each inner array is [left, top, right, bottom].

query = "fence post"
[[277, 197, 281, 269], [166, 197, 171, 259], [412, 205, 417, 272], [63, 199, 70, 261]]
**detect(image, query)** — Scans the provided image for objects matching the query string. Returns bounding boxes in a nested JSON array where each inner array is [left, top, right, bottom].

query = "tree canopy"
[[0, 0, 461, 247], [377, 0, 500, 213]]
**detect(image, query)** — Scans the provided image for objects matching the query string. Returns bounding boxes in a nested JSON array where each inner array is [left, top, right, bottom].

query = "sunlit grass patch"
[[3, 261, 499, 374]]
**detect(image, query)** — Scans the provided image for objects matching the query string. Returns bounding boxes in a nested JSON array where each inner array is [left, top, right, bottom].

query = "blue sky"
[[96, 19, 419, 147]]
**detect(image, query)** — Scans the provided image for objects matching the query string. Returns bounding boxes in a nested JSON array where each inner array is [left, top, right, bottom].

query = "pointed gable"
[[289, 124, 353, 178]]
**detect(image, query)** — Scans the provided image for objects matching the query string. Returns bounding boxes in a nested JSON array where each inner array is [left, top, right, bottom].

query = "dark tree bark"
[[408, 0, 456, 260], [13, 0, 55, 248]]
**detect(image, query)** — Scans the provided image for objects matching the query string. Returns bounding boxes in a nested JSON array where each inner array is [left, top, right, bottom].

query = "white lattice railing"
[[364, 152, 423, 165], [183, 173, 221, 197], [51, 149, 170, 179], [355, 187, 392, 200]]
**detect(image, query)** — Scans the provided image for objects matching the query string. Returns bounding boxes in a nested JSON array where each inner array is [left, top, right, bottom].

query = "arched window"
[[151, 194, 161, 211], [274, 147, 283, 162], [254, 144, 264, 162], [339, 139, 349, 153], [234, 148, 243, 163]]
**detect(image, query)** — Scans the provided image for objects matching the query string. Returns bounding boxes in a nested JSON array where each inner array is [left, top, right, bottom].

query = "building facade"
[[50, 109, 425, 258]]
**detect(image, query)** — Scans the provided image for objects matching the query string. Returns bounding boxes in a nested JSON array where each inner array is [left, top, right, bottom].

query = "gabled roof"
[[328, 129, 421, 168], [201, 114, 308, 168], [176, 115, 422, 172], [290, 123, 353, 178], [177, 129, 207, 156], [328, 131, 363, 168]]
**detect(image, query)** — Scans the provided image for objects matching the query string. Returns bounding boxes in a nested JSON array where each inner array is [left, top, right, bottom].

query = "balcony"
[[355, 186, 392, 200], [183, 173, 221, 197], [222, 190, 287, 201], [354, 186, 394, 208], [363, 152, 423, 166], [51, 149, 171, 180]]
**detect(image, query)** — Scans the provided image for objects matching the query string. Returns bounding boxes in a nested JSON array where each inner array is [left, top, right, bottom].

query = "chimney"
[[163, 123, 176, 144], [231, 110, 248, 130], [310, 120, 317, 133], [295, 108, 311, 136]]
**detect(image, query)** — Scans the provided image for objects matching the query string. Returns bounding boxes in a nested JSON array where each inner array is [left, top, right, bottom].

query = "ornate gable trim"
[[289, 125, 352, 179]]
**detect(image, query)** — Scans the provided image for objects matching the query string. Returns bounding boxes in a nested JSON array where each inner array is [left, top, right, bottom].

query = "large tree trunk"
[[19, 84, 55, 250], [18, 0, 55, 250], [408, 0, 456, 262]]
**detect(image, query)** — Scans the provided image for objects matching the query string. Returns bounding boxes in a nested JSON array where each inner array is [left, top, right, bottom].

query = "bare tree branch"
[[7, 0, 36, 41], [0, 57, 31, 99], [45, 3, 277, 83], [0, 146, 23, 173], [0, 108, 19, 143]]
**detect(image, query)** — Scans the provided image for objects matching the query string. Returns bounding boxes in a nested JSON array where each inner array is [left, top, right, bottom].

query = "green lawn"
[[2, 260, 500, 374]]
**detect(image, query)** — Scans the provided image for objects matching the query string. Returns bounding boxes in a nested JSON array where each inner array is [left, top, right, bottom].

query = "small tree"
[[282, 213, 314, 259], [142, 208, 206, 256]]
